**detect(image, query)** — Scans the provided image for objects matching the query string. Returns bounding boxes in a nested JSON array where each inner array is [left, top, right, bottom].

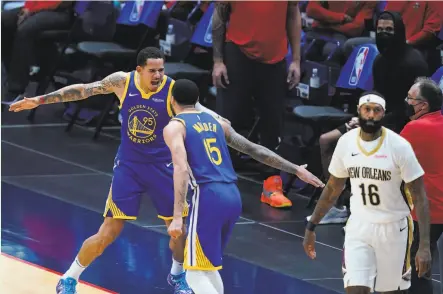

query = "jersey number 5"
[[359, 183, 380, 206], [203, 138, 222, 165]]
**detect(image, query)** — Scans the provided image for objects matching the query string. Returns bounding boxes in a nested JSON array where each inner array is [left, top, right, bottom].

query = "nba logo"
[[349, 47, 369, 86], [130, 0, 145, 22], [204, 16, 213, 44], [439, 76, 443, 92]]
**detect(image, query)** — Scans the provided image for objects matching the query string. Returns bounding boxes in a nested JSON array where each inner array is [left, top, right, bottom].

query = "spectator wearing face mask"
[[400, 78, 443, 294], [372, 11, 429, 133], [342, 1, 441, 71]]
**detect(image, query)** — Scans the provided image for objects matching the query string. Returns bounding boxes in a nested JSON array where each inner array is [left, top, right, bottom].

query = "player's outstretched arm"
[[9, 71, 127, 112], [220, 121, 324, 188], [406, 176, 432, 276], [163, 121, 189, 237]]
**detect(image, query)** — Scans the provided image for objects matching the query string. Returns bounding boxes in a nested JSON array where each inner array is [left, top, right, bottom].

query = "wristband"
[[306, 221, 317, 232], [38, 96, 44, 105]]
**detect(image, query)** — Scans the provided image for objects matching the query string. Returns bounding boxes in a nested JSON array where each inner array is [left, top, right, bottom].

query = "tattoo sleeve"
[[406, 177, 430, 247], [212, 2, 230, 62], [309, 176, 347, 224], [225, 126, 301, 174], [38, 72, 127, 105]]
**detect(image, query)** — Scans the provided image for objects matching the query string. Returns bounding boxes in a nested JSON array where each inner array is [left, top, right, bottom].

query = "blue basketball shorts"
[[184, 182, 242, 271], [103, 158, 190, 220]]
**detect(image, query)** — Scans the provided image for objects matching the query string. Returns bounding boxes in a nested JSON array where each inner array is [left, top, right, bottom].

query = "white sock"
[[170, 258, 184, 275], [62, 256, 87, 281], [186, 270, 223, 294]]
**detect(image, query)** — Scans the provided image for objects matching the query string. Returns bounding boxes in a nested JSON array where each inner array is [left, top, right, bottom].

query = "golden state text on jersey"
[[117, 71, 174, 163]]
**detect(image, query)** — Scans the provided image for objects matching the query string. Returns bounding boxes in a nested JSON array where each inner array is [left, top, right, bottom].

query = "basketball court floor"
[[1, 104, 441, 293]]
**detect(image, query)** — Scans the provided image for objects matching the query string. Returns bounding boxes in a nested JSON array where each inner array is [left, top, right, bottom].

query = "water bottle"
[[310, 68, 320, 88], [166, 24, 175, 45]]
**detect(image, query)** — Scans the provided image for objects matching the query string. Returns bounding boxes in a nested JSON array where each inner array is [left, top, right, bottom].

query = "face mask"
[[376, 32, 394, 55], [358, 116, 383, 134], [405, 101, 425, 120], [405, 102, 416, 118]]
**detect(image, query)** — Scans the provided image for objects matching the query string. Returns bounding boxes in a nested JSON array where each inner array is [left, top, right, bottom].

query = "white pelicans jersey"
[[329, 127, 424, 223]]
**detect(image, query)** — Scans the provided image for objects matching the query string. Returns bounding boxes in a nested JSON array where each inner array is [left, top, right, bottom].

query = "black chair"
[[28, 1, 118, 122]]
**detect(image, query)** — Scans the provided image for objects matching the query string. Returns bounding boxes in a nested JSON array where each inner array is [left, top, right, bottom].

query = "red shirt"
[[400, 111, 443, 224], [24, 1, 62, 13], [306, 1, 376, 37], [384, 1, 441, 45], [226, 1, 288, 64]]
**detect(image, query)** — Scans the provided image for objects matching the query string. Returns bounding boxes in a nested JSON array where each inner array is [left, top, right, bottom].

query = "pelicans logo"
[[127, 105, 158, 144]]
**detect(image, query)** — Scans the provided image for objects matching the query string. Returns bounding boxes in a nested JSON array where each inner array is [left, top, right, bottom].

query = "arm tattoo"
[[309, 177, 346, 224], [225, 126, 300, 174], [173, 176, 188, 219], [212, 2, 230, 62], [38, 72, 127, 105], [406, 177, 430, 246]]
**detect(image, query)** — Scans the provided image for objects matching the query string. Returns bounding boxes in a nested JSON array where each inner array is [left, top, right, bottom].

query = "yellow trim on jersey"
[[157, 203, 189, 220], [357, 127, 386, 156], [134, 72, 168, 99], [167, 80, 175, 117], [171, 117, 186, 126], [401, 182, 414, 211], [184, 234, 223, 271], [402, 215, 414, 276], [118, 73, 131, 109], [103, 188, 137, 220]]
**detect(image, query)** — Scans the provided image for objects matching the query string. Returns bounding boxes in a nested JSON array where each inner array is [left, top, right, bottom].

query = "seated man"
[[342, 1, 441, 70], [1, 1, 73, 102], [305, 1, 376, 63], [305, 117, 359, 225]]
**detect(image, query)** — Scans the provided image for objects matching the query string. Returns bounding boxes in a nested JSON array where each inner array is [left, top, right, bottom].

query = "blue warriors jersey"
[[173, 112, 237, 185], [117, 71, 174, 163]]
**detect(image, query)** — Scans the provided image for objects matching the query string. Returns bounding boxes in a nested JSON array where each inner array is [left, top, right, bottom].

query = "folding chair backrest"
[[80, 1, 118, 41], [117, 0, 164, 28], [190, 2, 214, 48]]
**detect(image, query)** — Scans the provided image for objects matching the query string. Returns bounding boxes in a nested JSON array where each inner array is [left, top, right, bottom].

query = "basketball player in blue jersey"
[[9, 47, 225, 294], [163, 79, 324, 294]]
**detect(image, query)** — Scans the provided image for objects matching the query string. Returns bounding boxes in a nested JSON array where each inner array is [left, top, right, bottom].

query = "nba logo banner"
[[190, 2, 215, 48], [349, 47, 369, 86], [336, 44, 378, 91]]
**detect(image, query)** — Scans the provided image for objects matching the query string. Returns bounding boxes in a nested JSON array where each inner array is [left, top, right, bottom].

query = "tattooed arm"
[[163, 120, 189, 220], [212, 2, 231, 63], [9, 72, 127, 112], [220, 120, 324, 187]]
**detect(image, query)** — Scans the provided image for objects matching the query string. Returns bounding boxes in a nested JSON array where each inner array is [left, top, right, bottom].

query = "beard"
[[358, 116, 383, 134]]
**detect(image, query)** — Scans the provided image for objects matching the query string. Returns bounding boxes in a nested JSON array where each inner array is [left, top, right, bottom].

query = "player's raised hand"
[[415, 246, 432, 278], [303, 230, 317, 259], [167, 218, 183, 239], [296, 164, 325, 188], [9, 97, 39, 112]]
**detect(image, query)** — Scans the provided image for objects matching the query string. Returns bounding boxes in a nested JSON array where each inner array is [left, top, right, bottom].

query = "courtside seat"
[[76, 41, 136, 60]]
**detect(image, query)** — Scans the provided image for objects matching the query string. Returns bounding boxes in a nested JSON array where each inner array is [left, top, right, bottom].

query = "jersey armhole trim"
[[167, 80, 175, 117], [118, 73, 131, 109]]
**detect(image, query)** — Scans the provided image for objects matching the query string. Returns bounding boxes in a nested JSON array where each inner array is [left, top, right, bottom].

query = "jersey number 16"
[[203, 138, 222, 165], [359, 183, 380, 206]]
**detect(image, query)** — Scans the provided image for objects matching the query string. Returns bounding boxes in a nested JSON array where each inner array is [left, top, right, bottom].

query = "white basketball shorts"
[[342, 214, 413, 292]]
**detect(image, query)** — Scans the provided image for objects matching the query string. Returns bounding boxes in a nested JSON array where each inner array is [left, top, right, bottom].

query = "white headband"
[[358, 94, 386, 110]]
